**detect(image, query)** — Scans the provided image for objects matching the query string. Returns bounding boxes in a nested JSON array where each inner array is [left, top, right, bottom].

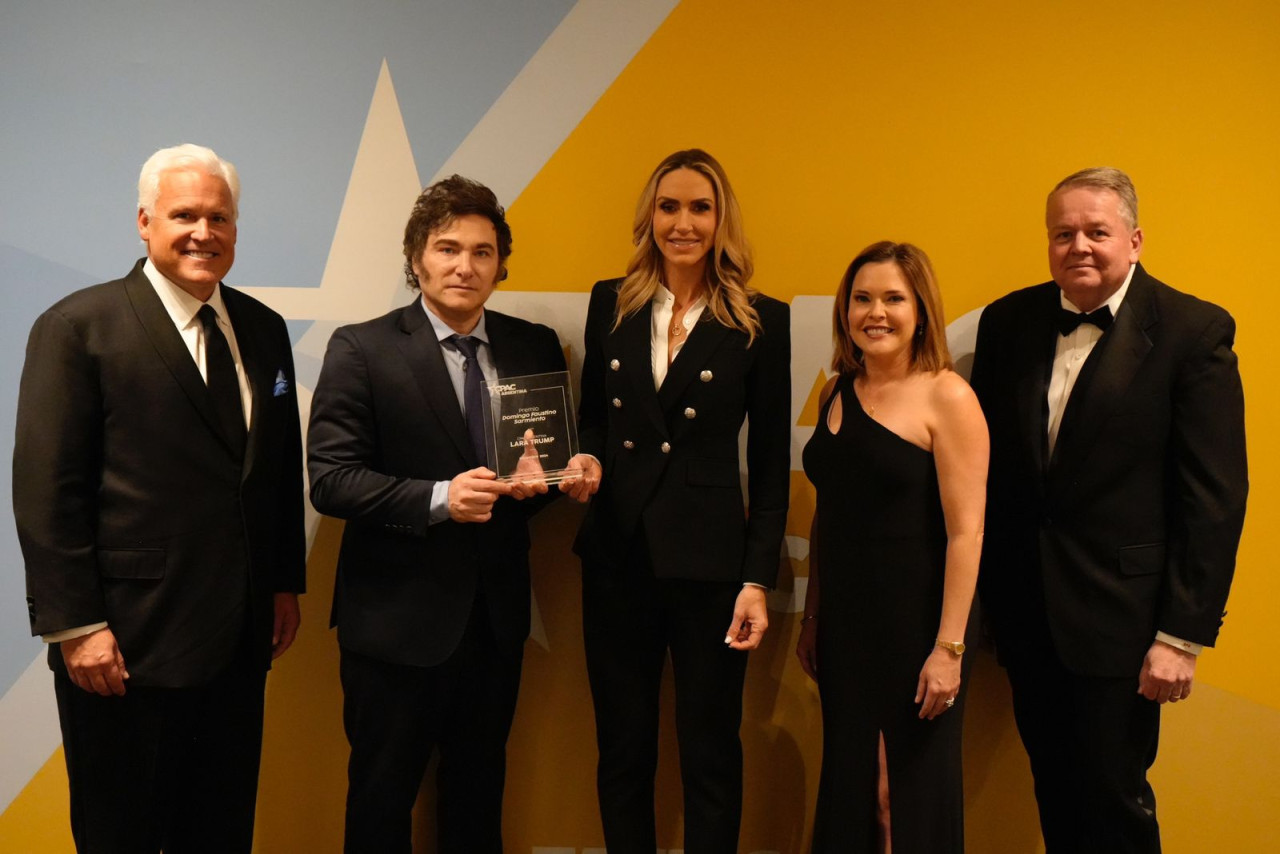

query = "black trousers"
[[53, 649, 266, 854], [340, 595, 523, 854], [582, 558, 749, 854], [1006, 654, 1162, 854]]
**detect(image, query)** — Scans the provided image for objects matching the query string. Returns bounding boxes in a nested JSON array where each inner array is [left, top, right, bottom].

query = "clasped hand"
[[450, 431, 550, 521], [558, 453, 602, 503], [62, 627, 128, 696], [725, 585, 769, 651], [915, 647, 961, 720], [1138, 640, 1196, 704]]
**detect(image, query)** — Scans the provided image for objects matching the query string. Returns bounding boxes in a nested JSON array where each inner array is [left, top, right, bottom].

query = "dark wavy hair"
[[402, 174, 513, 290]]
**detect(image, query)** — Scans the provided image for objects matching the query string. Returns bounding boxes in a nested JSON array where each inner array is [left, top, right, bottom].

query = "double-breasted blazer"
[[574, 279, 791, 587], [308, 303, 565, 668], [14, 259, 307, 686], [970, 264, 1248, 677]]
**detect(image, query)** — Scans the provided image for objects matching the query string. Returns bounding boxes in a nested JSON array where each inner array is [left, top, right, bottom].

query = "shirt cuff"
[[742, 582, 767, 590], [1155, 631, 1203, 656], [428, 479, 452, 525], [44, 622, 108, 643]]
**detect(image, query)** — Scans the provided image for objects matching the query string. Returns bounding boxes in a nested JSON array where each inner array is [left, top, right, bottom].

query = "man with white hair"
[[13, 143, 306, 852]]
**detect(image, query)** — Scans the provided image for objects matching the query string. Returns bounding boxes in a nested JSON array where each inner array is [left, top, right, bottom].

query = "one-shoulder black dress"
[[802, 372, 966, 853]]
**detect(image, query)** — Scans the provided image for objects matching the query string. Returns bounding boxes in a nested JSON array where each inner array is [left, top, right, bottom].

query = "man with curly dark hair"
[[308, 175, 566, 853]]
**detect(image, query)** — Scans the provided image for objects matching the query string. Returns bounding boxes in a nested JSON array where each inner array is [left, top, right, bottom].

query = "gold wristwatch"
[[936, 638, 966, 656]]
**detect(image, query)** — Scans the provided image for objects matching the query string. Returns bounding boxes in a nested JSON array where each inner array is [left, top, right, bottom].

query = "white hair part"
[[137, 143, 240, 219]]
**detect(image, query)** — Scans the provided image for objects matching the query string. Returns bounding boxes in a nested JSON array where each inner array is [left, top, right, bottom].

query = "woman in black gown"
[[796, 241, 988, 853]]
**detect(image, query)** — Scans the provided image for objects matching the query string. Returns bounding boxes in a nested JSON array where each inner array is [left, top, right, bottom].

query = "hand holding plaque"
[[480, 371, 581, 484]]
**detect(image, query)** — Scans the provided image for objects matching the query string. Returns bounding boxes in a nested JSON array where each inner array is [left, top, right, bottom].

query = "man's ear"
[[1128, 227, 1144, 263]]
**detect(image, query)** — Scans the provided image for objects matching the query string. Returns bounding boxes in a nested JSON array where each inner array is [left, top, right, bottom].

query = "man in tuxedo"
[[308, 175, 570, 853], [13, 143, 306, 852], [970, 167, 1248, 852]]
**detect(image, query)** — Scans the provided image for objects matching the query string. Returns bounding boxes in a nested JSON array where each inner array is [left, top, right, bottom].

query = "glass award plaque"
[[481, 370, 581, 484]]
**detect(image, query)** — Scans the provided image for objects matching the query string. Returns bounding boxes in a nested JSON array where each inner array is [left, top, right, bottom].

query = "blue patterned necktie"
[[450, 335, 488, 465]]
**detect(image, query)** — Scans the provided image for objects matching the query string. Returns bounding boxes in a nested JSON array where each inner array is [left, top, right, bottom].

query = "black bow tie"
[[1058, 305, 1113, 336]]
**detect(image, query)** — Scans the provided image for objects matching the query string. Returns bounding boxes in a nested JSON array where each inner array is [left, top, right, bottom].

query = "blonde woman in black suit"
[[560, 149, 791, 854]]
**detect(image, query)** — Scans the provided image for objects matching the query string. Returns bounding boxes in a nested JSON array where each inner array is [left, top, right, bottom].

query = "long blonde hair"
[[613, 149, 761, 343]]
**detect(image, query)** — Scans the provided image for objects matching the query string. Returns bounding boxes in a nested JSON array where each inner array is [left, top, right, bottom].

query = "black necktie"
[[450, 335, 488, 466], [198, 304, 246, 459], [1057, 305, 1113, 336]]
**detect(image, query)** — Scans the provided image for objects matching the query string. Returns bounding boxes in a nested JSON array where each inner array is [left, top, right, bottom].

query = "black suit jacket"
[[307, 302, 565, 668], [970, 264, 1247, 677], [14, 259, 307, 687], [574, 279, 791, 587]]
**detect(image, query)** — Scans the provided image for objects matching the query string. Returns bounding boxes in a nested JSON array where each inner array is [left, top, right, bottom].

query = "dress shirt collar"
[[420, 297, 489, 346], [652, 283, 708, 317], [650, 284, 707, 389], [1059, 263, 1135, 316], [143, 257, 231, 329]]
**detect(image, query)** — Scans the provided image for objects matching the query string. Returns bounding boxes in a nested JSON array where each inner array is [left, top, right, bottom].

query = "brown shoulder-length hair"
[[613, 148, 761, 343], [831, 241, 952, 375]]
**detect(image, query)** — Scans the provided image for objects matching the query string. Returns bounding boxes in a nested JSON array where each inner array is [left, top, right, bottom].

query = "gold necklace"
[[670, 307, 687, 337], [858, 377, 884, 417], [668, 287, 703, 339]]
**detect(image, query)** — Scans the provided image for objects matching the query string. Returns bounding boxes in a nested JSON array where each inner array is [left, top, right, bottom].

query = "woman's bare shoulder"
[[921, 370, 983, 428], [818, 373, 840, 406]]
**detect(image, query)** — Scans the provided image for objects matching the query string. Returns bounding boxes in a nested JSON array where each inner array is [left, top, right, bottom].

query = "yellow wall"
[[506, 0, 1280, 849], [5, 1, 1278, 851]]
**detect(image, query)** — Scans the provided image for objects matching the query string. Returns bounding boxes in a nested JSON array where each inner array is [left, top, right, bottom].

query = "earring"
[[915, 323, 924, 338]]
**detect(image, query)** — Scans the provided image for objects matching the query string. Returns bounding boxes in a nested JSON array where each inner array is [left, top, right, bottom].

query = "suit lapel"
[[1050, 268, 1156, 478], [1018, 284, 1060, 479], [658, 315, 732, 413], [222, 287, 269, 479], [616, 301, 668, 437], [484, 311, 524, 378], [123, 265, 237, 454], [395, 303, 474, 464]]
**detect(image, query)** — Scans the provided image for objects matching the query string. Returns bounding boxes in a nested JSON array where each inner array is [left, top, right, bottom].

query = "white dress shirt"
[[423, 300, 496, 525], [650, 284, 706, 388], [144, 259, 253, 427], [1046, 267, 1133, 455]]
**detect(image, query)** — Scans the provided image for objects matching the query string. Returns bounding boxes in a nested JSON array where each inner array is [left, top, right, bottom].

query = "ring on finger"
[[945, 697, 955, 707]]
